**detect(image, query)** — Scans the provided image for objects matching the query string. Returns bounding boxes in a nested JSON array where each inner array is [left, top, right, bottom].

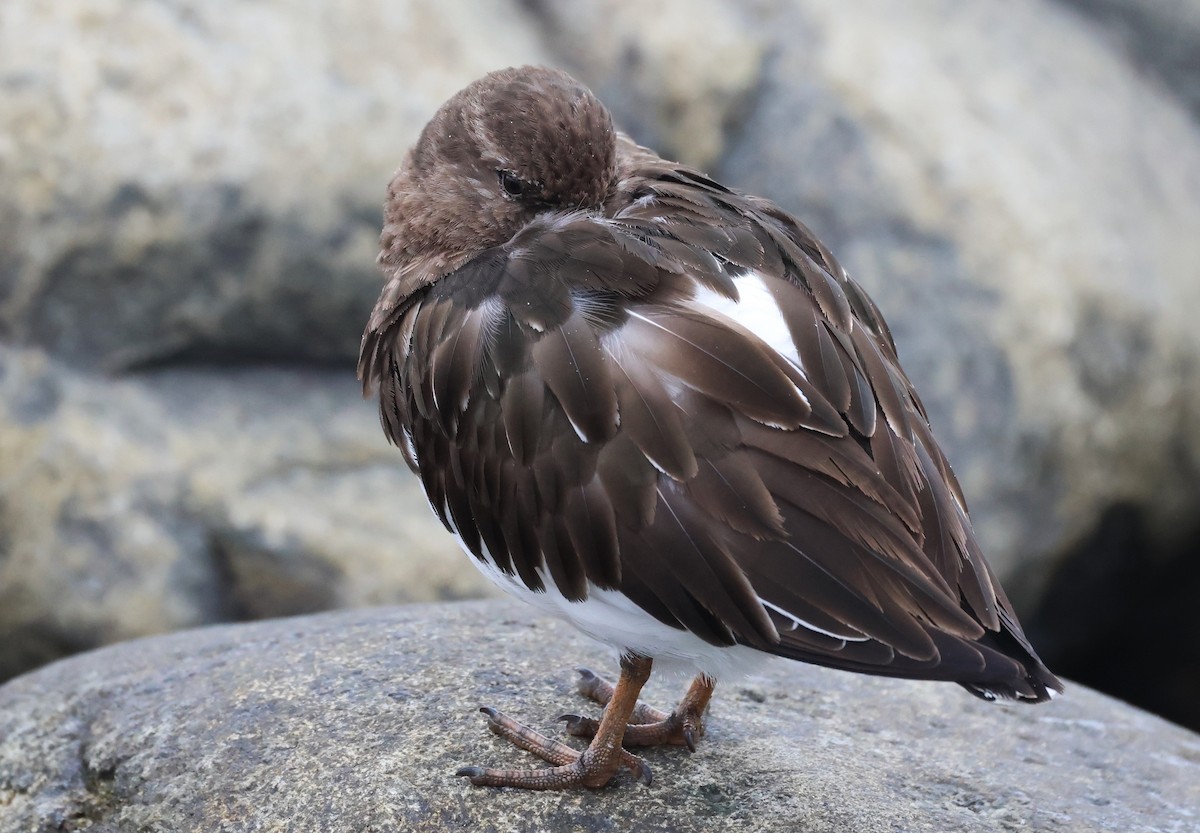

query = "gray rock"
[[0, 600, 1197, 833], [1056, 0, 1200, 119], [0, 346, 489, 681], [0, 0, 550, 370]]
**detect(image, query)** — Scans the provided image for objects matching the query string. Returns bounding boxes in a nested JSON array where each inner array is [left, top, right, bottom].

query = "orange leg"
[[562, 669, 715, 752], [457, 654, 654, 789]]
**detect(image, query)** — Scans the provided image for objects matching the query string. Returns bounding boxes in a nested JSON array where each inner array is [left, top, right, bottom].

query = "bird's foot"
[[456, 707, 651, 789], [574, 667, 670, 724], [563, 667, 714, 752], [559, 708, 705, 752], [457, 655, 656, 790]]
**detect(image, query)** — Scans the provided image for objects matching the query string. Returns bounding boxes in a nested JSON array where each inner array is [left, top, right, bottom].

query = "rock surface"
[[0, 346, 493, 681], [1060, 0, 1200, 120], [1, 600, 1197, 833], [2, 0, 1200, 734], [0, 0, 550, 370]]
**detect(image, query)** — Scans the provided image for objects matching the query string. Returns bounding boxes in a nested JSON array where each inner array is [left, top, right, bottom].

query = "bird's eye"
[[498, 170, 535, 200]]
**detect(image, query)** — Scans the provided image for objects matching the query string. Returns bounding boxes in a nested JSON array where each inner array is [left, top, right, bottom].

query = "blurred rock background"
[[1, 0, 1198, 730]]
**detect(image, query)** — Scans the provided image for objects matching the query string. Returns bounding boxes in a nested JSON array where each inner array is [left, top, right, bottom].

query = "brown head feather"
[[377, 66, 616, 299]]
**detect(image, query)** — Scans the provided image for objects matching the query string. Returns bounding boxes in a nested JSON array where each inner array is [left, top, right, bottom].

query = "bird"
[[358, 65, 1062, 791]]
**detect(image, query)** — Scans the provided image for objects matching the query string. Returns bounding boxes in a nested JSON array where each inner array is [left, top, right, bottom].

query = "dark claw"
[[456, 766, 485, 778], [682, 727, 697, 754], [479, 706, 506, 732], [557, 713, 598, 737], [632, 759, 654, 786], [575, 668, 600, 696]]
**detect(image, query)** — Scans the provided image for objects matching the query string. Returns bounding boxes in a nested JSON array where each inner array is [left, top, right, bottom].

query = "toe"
[[558, 713, 600, 738]]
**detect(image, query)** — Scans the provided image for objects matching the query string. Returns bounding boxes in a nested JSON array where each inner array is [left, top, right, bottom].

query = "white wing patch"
[[689, 272, 805, 373]]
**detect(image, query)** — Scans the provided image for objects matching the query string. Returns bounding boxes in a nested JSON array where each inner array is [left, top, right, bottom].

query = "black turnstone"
[[359, 65, 1062, 790]]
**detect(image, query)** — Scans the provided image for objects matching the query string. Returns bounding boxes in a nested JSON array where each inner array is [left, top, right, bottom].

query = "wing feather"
[[620, 307, 810, 429], [531, 311, 618, 443]]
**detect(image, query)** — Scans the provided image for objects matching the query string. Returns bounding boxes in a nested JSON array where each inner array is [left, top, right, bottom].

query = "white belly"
[[458, 539, 772, 683]]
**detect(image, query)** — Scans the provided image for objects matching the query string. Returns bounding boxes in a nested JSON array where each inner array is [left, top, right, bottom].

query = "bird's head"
[[379, 66, 618, 288]]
